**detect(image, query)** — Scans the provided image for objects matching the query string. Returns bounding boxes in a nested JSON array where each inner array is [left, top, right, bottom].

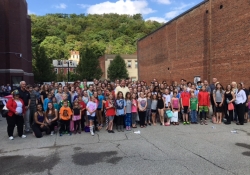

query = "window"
[[58, 60, 62, 65], [73, 68, 76, 73], [127, 60, 132, 68], [135, 61, 138, 68], [55, 68, 58, 74]]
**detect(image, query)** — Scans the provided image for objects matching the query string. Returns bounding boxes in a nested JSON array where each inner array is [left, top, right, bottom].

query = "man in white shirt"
[[115, 80, 129, 99]]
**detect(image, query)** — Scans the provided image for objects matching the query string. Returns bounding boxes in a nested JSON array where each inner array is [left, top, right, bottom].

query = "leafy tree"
[[77, 45, 103, 81], [40, 36, 65, 60], [33, 47, 56, 83], [107, 55, 129, 81], [30, 13, 163, 57]]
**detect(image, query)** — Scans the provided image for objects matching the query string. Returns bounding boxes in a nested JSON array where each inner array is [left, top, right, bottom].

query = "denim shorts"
[[88, 115, 95, 121], [107, 116, 114, 121]]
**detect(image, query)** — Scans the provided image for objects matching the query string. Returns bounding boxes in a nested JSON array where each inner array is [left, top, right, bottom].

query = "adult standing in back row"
[[115, 80, 129, 99], [209, 78, 217, 118], [235, 83, 247, 125], [17, 81, 31, 134]]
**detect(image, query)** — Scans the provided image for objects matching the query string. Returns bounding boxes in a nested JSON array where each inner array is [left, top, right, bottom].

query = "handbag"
[[228, 103, 234, 111], [84, 126, 90, 132], [1, 105, 8, 118], [166, 110, 173, 118]]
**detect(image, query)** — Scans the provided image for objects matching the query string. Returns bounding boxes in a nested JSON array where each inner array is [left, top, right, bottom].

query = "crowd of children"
[[4, 78, 250, 139]]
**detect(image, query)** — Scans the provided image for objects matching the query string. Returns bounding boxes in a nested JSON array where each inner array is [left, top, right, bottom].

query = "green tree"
[[40, 36, 65, 60], [77, 45, 103, 80], [33, 47, 56, 83], [107, 55, 128, 81]]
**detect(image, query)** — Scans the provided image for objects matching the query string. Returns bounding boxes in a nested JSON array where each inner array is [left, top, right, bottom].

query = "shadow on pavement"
[[235, 143, 250, 157]]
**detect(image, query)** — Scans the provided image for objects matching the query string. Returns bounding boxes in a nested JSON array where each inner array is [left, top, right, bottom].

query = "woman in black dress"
[[224, 85, 235, 124], [157, 92, 165, 126]]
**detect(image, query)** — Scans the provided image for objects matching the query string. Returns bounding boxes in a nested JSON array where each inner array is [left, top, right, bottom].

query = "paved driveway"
[[0, 118, 250, 175]]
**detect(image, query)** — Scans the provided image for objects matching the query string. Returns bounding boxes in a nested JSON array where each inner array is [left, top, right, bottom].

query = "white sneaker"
[[9, 136, 14, 140], [51, 131, 54, 136], [21, 135, 26, 138], [91, 131, 94, 136]]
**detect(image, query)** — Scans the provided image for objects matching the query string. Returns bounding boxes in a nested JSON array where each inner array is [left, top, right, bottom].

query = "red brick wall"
[[138, 0, 250, 87], [0, 0, 33, 85]]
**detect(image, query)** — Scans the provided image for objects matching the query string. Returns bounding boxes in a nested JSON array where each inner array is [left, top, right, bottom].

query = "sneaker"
[[108, 130, 111, 133], [128, 126, 131, 131], [91, 131, 94, 136], [21, 135, 26, 138], [50, 131, 54, 136], [148, 123, 151, 126], [78, 131, 81, 134], [183, 122, 187, 125], [9, 136, 14, 140], [186, 121, 190, 125], [110, 130, 115, 133], [126, 126, 128, 131], [65, 131, 68, 134], [60, 133, 63, 136], [68, 132, 72, 136]]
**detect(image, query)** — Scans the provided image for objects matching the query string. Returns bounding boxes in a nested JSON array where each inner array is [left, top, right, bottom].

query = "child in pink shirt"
[[131, 93, 138, 128]]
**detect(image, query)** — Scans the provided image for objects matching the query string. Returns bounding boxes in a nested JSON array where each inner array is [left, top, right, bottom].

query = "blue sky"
[[27, 0, 203, 22]]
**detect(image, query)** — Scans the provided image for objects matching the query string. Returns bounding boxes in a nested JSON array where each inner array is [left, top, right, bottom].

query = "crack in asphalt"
[[173, 141, 236, 175]]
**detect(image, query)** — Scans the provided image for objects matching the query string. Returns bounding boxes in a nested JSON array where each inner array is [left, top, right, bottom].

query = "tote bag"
[[228, 103, 234, 111]]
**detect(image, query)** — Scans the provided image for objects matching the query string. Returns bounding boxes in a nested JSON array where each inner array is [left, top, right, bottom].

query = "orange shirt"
[[59, 106, 72, 120]]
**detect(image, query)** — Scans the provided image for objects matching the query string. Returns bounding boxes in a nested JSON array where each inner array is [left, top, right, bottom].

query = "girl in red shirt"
[[105, 94, 116, 133]]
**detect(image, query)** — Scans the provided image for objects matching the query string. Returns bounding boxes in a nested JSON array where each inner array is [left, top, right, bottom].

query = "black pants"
[[59, 119, 70, 133], [236, 103, 245, 124], [48, 121, 58, 132], [81, 114, 85, 131], [116, 115, 124, 125], [200, 111, 207, 120], [138, 111, 146, 126], [74, 120, 81, 131], [29, 107, 36, 126], [32, 123, 50, 138], [6, 114, 24, 137], [210, 94, 215, 114]]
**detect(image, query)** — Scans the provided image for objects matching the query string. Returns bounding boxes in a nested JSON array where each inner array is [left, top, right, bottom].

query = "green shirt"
[[190, 97, 198, 110]]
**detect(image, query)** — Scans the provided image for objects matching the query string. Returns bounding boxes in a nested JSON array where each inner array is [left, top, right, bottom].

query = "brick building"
[[0, 0, 33, 88], [137, 0, 250, 87]]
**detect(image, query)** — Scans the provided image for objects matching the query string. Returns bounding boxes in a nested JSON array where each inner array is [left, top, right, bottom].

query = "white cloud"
[[77, 4, 90, 9], [28, 10, 36, 15], [165, 3, 193, 19], [156, 0, 171, 5], [146, 17, 167, 23], [55, 3, 67, 9], [86, 0, 155, 15], [165, 11, 179, 19]]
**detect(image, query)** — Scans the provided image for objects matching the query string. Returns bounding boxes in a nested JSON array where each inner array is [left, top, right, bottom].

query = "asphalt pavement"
[[0, 117, 250, 175]]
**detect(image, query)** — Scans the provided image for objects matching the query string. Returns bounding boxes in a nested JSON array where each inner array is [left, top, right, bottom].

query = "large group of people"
[[3, 78, 250, 140]]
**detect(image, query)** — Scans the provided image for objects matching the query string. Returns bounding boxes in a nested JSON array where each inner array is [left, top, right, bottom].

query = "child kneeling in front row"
[[86, 96, 97, 136], [59, 101, 73, 136]]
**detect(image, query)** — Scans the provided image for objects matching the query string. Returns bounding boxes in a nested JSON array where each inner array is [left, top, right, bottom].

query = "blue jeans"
[[191, 110, 197, 122], [125, 113, 132, 126]]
